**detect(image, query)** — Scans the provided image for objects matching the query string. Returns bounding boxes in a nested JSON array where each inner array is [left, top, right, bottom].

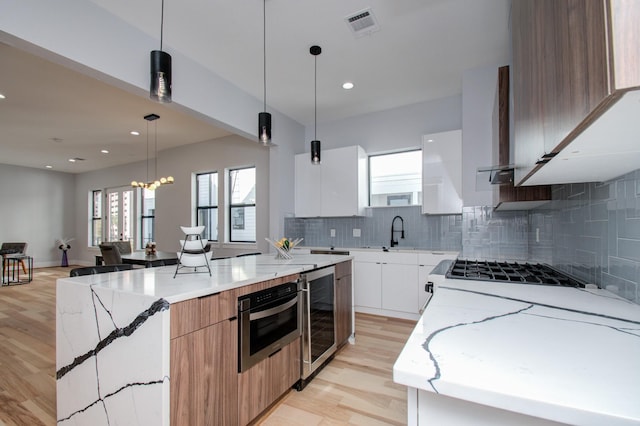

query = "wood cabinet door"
[[170, 318, 238, 426], [237, 338, 301, 425], [512, 0, 609, 184], [335, 273, 353, 347]]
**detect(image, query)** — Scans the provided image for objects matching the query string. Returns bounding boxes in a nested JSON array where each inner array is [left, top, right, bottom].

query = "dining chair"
[[70, 264, 133, 276], [106, 241, 132, 255], [99, 244, 123, 265], [1, 242, 28, 274], [147, 258, 179, 268]]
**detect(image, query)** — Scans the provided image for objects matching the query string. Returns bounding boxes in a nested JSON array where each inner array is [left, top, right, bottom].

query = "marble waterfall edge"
[[56, 280, 171, 425]]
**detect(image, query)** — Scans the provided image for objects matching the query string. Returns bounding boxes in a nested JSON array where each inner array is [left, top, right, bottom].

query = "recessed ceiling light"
[[101, 149, 109, 154], [45, 165, 53, 169], [0, 93, 6, 99], [342, 82, 354, 90], [130, 131, 140, 136], [426, 139, 434, 143], [68, 158, 76, 163]]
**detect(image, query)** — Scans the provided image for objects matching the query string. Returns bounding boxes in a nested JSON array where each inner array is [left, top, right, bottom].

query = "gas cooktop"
[[446, 259, 586, 288]]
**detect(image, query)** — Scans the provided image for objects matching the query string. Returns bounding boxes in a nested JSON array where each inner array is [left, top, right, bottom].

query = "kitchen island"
[[56, 253, 352, 425], [393, 277, 640, 426]]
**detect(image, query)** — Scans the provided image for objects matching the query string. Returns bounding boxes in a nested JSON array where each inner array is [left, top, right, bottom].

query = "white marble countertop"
[[393, 277, 640, 426], [58, 253, 352, 303]]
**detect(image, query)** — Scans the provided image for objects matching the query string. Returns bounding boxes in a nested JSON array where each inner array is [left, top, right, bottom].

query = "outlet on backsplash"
[[330, 229, 336, 237], [353, 228, 361, 237]]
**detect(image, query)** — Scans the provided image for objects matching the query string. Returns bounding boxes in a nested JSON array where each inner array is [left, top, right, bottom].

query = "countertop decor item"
[[265, 237, 303, 259], [174, 225, 211, 277]]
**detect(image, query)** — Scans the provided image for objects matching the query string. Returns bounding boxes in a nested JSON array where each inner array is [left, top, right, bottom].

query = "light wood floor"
[[0, 266, 416, 426]]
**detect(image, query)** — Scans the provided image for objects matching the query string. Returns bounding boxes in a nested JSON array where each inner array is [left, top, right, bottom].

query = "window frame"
[[228, 166, 256, 243], [196, 171, 219, 242], [140, 188, 155, 249], [90, 189, 102, 247]]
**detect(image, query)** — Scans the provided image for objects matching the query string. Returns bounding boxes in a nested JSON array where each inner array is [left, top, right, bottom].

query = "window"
[[229, 167, 256, 243], [196, 172, 218, 241], [140, 188, 155, 248], [90, 190, 102, 246], [369, 150, 422, 207], [106, 186, 135, 243]]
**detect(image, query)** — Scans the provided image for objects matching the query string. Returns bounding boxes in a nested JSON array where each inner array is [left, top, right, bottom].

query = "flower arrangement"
[[145, 241, 157, 255], [56, 237, 74, 267], [265, 237, 303, 259], [56, 237, 74, 251]]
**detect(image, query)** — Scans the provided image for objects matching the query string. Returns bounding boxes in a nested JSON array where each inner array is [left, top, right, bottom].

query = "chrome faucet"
[[390, 215, 405, 247]]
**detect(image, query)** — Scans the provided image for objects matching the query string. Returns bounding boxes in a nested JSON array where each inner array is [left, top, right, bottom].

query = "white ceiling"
[[0, 0, 511, 173]]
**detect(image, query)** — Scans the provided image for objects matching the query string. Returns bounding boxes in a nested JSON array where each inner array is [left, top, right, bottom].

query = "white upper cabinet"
[[294, 145, 368, 217], [421, 130, 463, 214]]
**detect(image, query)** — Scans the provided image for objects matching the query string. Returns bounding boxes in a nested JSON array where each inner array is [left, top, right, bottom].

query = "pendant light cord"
[[154, 120, 158, 181], [146, 120, 150, 184], [314, 54, 317, 140], [263, 0, 267, 112], [160, 0, 165, 50]]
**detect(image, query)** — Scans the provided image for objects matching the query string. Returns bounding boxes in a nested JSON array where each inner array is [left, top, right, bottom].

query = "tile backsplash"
[[285, 169, 640, 304], [284, 206, 462, 252]]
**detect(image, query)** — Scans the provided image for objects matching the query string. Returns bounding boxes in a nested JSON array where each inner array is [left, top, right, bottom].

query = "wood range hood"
[[492, 65, 551, 211]]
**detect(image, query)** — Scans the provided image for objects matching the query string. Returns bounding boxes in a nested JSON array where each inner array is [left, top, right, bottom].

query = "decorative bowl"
[[265, 237, 303, 259]]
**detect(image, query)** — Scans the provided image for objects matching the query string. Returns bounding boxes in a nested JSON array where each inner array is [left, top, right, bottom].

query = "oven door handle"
[[249, 296, 298, 321]]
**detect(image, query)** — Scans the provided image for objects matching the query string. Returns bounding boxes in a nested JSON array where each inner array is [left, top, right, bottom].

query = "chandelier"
[[131, 113, 174, 190]]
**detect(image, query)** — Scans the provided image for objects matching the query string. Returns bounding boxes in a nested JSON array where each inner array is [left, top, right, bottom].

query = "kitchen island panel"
[[57, 254, 352, 425], [56, 278, 170, 425], [394, 279, 640, 426]]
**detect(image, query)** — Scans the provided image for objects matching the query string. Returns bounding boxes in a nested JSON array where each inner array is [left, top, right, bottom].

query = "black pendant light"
[[258, 0, 272, 145], [310, 45, 321, 165], [150, 0, 172, 103]]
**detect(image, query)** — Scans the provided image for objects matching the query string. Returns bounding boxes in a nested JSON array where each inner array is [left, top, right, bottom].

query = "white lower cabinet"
[[381, 263, 418, 313], [353, 250, 458, 320], [354, 261, 382, 309]]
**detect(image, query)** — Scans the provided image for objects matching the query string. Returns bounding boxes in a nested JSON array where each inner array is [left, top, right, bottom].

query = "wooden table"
[[95, 251, 179, 268]]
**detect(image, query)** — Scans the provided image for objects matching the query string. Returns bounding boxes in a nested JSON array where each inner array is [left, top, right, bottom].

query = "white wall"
[[305, 95, 462, 155], [0, 164, 76, 266]]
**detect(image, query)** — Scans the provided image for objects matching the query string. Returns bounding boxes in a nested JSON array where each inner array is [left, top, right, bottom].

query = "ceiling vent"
[[345, 8, 380, 38]]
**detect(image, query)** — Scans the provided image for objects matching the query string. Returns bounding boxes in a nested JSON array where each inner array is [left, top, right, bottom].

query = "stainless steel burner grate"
[[445, 259, 586, 288]]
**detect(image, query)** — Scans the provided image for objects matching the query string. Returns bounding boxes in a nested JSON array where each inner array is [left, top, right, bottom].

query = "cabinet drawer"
[[200, 289, 237, 328], [353, 250, 418, 265], [171, 289, 237, 338]]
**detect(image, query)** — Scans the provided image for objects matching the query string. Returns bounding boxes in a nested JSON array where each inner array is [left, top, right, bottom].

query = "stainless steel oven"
[[238, 280, 301, 372], [298, 266, 336, 388]]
